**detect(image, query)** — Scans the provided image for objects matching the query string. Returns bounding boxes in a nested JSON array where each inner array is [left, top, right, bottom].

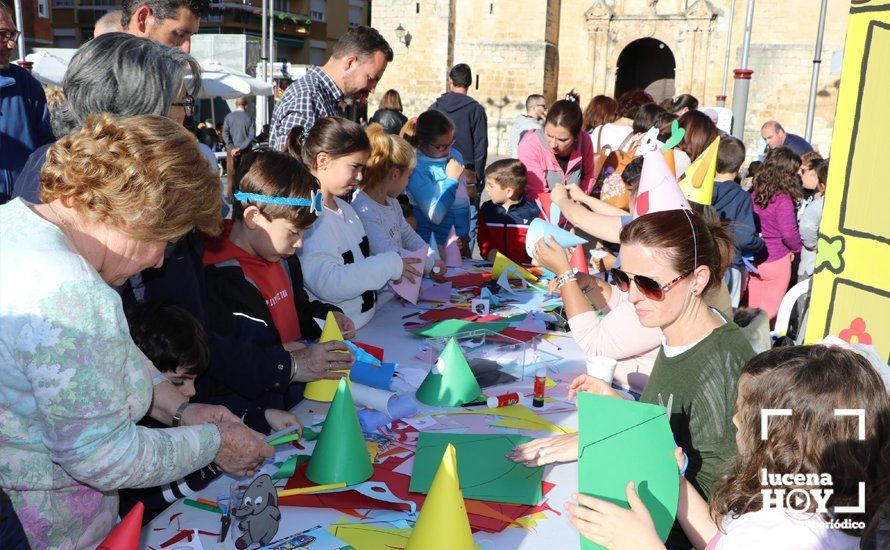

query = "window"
[[310, 0, 326, 21], [310, 40, 326, 65], [37, 0, 49, 18], [53, 0, 75, 7], [348, 5, 361, 28]]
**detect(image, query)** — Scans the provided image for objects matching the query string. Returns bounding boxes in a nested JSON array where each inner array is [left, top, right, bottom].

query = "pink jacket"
[[517, 127, 597, 200], [567, 284, 661, 395]]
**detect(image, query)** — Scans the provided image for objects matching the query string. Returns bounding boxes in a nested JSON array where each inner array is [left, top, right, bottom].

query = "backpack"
[[594, 129, 638, 209]]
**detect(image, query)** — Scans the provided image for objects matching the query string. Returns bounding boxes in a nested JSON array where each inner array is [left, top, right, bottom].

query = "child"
[[352, 123, 447, 280], [298, 117, 421, 329], [118, 301, 298, 523], [750, 147, 803, 323], [711, 136, 764, 307], [401, 109, 471, 249], [566, 344, 890, 549], [202, 149, 354, 430], [476, 158, 542, 264]]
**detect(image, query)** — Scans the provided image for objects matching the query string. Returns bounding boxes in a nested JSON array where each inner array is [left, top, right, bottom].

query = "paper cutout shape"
[[632, 150, 692, 219], [444, 226, 463, 268], [306, 379, 374, 486], [578, 393, 678, 548], [328, 523, 412, 550], [571, 243, 589, 275], [352, 384, 418, 419], [447, 272, 491, 288], [471, 298, 490, 316], [389, 245, 429, 305], [408, 318, 510, 339], [678, 136, 719, 205], [344, 340, 383, 368], [415, 338, 483, 406], [272, 454, 309, 479], [524, 218, 588, 257], [420, 281, 453, 303], [304, 312, 352, 402], [98, 501, 143, 550], [418, 306, 478, 322], [446, 404, 575, 434], [663, 148, 677, 176], [549, 201, 562, 226], [637, 127, 662, 155], [491, 252, 538, 283], [514, 314, 546, 334], [233, 474, 280, 548], [405, 443, 475, 550], [496, 269, 528, 295], [409, 433, 543, 505], [661, 120, 685, 151], [428, 233, 441, 261], [350, 361, 396, 390], [479, 286, 501, 307]]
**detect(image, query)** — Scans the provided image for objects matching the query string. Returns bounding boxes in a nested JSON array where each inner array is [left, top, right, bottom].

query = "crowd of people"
[[0, 0, 887, 548]]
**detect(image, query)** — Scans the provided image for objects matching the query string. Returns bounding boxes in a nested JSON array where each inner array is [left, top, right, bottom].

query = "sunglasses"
[[610, 268, 691, 301]]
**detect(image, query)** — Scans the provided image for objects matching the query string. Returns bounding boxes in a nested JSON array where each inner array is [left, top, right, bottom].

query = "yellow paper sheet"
[[491, 252, 539, 283], [443, 404, 576, 434], [514, 512, 549, 529], [545, 376, 557, 389], [366, 441, 380, 463], [328, 523, 411, 550]]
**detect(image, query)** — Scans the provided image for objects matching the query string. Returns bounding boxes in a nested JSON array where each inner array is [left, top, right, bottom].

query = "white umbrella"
[[189, 60, 273, 100], [15, 50, 73, 87]]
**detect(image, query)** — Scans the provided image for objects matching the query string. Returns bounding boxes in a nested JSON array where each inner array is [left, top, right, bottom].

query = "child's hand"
[[332, 312, 356, 340], [396, 257, 423, 284], [446, 158, 464, 180], [430, 259, 448, 282], [264, 409, 303, 433], [566, 484, 664, 550]]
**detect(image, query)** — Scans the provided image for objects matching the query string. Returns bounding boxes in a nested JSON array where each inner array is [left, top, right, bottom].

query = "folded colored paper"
[[408, 319, 510, 339], [304, 311, 352, 402], [491, 252, 538, 283], [633, 150, 692, 220], [415, 337, 483, 406], [350, 361, 396, 390], [389, 245, 429, 305], [524, 218, 588, 257], [306, 379, 374, 486], [420, 281, 453, 303], [577, 393, 679, 549], [678, 136, 719, 206], [444, 226, 463, 268]]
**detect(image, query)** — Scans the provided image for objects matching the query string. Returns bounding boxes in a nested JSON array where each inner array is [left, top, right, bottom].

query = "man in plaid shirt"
[[270, 26, 393, 150]]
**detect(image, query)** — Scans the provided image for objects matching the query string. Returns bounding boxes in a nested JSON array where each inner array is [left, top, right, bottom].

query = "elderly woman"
[[0, 114, 272, 549], [13, 32, 203, 202]]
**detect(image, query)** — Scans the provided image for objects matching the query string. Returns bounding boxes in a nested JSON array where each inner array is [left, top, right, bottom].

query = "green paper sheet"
[[577, 393, 679, 549], [409, 433, 543, 505], [271, 454, 309, 480], [409, 319, 511, 338], [327, 523, 412, 550]]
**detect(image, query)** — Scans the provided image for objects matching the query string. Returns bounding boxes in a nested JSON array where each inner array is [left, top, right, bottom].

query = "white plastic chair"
[[772, 278, 811, 339]]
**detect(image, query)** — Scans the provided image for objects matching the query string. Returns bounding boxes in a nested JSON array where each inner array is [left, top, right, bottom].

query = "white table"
[[142, 286, 588, 549]]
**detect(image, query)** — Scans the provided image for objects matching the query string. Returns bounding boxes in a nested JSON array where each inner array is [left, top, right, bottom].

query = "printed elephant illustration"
[[233, 474, 280, 549]]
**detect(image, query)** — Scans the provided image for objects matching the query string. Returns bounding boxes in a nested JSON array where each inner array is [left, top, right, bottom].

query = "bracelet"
[[555, 271, 577, 289], [172, 401, 190, 427], [290, 352, 299, 383]]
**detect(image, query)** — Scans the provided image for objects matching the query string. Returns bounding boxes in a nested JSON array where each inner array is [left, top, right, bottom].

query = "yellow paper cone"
[[304, 311, 351, 402], [678, 136, 719, 205], [406, 444, 474, 550], [491, 252, 538, 283]]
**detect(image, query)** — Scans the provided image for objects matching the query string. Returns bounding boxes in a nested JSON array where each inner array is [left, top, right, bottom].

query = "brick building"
[[370, 0, 849, 157]]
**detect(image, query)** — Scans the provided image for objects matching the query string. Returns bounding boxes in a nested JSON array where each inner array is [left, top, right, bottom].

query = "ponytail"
[[364, 123, 416, 190], [620, 210, 733, 293], [400, 109, 454, 148]]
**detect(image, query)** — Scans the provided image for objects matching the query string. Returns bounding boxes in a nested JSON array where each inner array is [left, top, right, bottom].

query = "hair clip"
[[233, 190, 323, 215]]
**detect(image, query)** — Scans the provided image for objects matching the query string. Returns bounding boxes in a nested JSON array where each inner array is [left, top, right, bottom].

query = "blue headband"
[[233, 191, 323, 214]]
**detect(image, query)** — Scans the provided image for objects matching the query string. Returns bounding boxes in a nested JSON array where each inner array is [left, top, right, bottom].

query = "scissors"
[[658, 393, 688, 475]]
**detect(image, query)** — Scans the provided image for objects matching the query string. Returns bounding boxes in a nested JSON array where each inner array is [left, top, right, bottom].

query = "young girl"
[[401, 109, 470, 247], [749, 147, 803, 323], [565, 344, 890, 549], [202, 149, 354, 431], [352, 123, 447, 280], [798, 157, 827, 279], [299, 116, 421, 329]]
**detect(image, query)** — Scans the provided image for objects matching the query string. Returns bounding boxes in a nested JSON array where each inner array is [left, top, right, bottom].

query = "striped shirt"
[[269, 66, 345, 150]]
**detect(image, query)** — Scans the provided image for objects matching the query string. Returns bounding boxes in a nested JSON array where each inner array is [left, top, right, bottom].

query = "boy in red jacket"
[[477, 159, 543, 264]]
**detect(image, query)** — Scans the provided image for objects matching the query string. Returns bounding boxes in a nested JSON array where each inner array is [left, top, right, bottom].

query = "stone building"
[[370, 0, 849, 158]]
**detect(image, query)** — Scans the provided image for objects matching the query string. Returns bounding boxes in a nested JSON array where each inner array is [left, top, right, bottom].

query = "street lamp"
[[395, 24, 412, 48]]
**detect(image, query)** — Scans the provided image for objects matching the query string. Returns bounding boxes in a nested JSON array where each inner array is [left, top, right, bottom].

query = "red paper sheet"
[[447, 273, 491, 288], [353, 341, 385, 362], [419, 307, 479, 322], [498, 327, 540, 342]]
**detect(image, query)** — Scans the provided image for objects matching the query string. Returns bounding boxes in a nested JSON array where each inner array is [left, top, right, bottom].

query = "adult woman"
[[749, 147, 803, 322], [517, 98, 596, 199], [678, 109, 718, 162], [13, 32, 203, 203], [798, 157, 828, 278], [583, 95, 618, 151], [0, 115, 271, 548], [370, 89, 409, 135], [511, 209, 753, 507]]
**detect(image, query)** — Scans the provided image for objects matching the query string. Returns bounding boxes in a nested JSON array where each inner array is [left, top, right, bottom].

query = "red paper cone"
[[98, 502, 143, 550], [571, 245, 589, 274]]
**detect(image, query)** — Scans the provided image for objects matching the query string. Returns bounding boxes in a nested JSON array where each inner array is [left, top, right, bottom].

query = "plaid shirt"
[[269, 66, 345, 151]]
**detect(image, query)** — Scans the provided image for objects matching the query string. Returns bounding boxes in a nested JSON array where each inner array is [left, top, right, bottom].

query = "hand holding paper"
[[389, 245, 428, 305]]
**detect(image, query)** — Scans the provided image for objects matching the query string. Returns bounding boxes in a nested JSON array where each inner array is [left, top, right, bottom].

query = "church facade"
[[370, 0, 849, 157]]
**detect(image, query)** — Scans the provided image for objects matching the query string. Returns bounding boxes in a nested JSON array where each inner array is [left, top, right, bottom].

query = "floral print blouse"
[[0, 199, 221, 549]]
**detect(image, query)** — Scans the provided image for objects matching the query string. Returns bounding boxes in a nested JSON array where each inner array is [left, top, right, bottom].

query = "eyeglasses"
[[429, 139, 454, 152], [0, 29, 20, 42], [610, 268, 691, 301], [172, 94, 195, 116]]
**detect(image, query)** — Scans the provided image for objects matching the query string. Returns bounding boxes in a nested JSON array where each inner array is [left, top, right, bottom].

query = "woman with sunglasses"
[[510, 210, 754, 539]]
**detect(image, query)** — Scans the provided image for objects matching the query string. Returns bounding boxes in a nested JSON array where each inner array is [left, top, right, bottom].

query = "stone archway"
[[615, 37, 676, 103]]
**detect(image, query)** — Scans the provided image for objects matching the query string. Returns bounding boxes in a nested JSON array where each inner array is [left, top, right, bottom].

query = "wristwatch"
[[172, 401, 190, 427]]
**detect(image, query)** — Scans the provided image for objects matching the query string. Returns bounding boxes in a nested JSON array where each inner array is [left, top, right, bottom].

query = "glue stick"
[[532, 367, 546, 408], [487, 392, 520, 408]]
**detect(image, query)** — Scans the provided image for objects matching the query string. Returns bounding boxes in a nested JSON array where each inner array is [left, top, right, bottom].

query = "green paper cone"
[[306, 379, 374, 486], [415, 338, 483, 406]]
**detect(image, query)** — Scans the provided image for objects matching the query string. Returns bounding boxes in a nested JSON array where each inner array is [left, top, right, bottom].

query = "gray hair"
[[52, 32, 202, 137]]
